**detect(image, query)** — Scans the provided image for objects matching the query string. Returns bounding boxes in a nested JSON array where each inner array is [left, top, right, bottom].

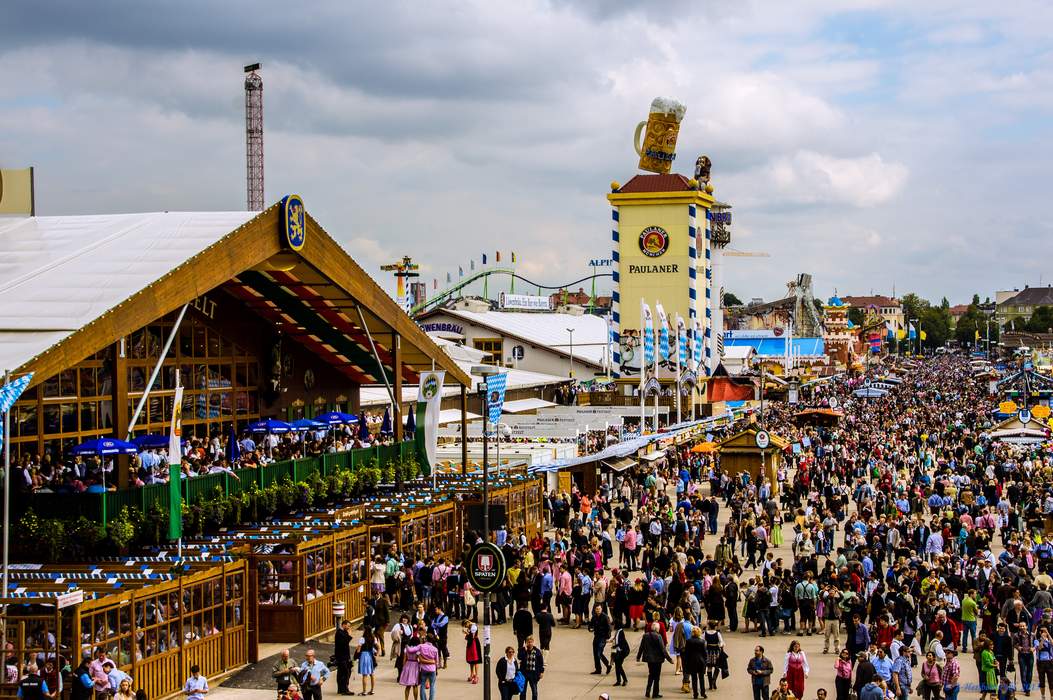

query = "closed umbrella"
[[248, 418, 293, 434], [380, 408, 392, 436], [227, 426, 241, 463], [405, 406, 416, 438], [358, 413, 370, 441]]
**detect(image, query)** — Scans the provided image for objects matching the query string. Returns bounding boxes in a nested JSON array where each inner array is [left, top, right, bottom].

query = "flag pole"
[[2, 369, 11, 642], [639, 300, 646, 435], [674, 317, 682, 425]]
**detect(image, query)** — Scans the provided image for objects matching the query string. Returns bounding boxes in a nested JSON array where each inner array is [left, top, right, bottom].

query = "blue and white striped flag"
[[0, 373, 32, 414], [676, 314, 688, 367], [484, 372, 507, 424], [642, 301, 655, 367], [692, 319, 704, 370], [0, 373, 33, 450], [655, 302, 670, 361]]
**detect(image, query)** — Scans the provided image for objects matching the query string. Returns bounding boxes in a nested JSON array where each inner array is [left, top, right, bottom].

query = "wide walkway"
[[210, 490, 991, 700]]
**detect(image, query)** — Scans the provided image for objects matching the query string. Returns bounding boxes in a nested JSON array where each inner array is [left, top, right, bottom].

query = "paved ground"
[[211, 492, 992, 700]]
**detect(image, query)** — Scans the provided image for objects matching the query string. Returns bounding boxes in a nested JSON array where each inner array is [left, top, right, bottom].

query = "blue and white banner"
[[655, 302, 670, 361], [642, 301, 655, 367], [0, 372, 33, 451], [676, 314, 688, 367], [692, 319, 704, 370], [485, 372, 507, 424], [0, 373, 32, 414]]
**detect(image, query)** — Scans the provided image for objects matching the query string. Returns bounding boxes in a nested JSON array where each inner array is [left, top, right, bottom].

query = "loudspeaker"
[[465, 503, 507, 532]]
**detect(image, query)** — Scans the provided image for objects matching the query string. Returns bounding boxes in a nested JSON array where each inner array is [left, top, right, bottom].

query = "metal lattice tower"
[[244, 63, 264, 211]]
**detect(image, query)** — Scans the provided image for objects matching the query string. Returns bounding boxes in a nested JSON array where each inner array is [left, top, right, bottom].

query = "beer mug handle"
[[634, 121, 647, 156]]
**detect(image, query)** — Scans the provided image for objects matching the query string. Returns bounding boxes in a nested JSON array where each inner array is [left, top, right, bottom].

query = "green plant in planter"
[[37, 519, 67, 562], [134, 506, 165, 547], [400, 455, 420, 482], [381, 462, 396, 484], [360, 465, 381, 489], [277, 478, 298, 510], [297, 481, 315, 510], [17, 510, 41, 540], [108, 507, 137, 552]]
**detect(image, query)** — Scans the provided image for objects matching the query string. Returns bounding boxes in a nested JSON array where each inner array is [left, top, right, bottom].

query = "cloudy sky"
[[2, 1, 1050, 305]]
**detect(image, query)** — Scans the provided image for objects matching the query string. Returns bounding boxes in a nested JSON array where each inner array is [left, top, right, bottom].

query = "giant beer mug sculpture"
[[634, 97, 687, 174]]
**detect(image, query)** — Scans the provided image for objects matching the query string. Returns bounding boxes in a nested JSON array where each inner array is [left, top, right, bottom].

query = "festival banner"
[[416, 370, 446, 475]]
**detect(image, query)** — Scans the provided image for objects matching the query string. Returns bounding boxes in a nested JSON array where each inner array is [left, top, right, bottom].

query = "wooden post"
[[393, 333, 403, 443], [460, 385, 469, 474], [113, 339, 132, 488]]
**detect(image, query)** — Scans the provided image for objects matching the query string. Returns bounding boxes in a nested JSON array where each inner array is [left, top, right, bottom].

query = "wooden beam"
[[393, 333, 403, 443], [300, 214, 472, 388], [460, 385, 468, 475]]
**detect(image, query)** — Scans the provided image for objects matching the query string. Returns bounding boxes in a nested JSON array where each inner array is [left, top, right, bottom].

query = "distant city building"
[[841, 295, 904, 333], [995, 285, 1053, 329], [409, 281, 427, 308], [547, 287, 611, 312], [948, 304, 970, 329]]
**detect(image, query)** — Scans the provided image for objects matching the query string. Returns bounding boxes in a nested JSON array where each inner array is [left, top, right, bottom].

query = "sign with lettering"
[[499, 293, 552, 311], [420, 322, 465, 336], [467, 542, 507, 592]]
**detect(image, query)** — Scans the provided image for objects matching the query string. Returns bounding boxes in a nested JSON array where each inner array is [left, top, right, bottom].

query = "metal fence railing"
[[20, 441, 420, 522]]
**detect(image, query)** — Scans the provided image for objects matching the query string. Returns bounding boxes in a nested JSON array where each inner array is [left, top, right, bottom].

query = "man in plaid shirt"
[[941, 648, 961, 700]]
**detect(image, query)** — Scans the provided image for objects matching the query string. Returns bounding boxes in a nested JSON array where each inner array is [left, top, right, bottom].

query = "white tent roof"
[[0, 211, 255, 371], [427, 308, 609, 367], [438, 408, 481, 425], [502, 398, 558, 414]]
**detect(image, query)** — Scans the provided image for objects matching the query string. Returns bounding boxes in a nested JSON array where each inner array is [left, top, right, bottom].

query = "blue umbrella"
[[248, 418, 293, 434], [71, 438, 138, 456], [313, 411, 358, 425], [131, 434, 170, 450], [358, 413, 370, 441], [405, 406, 416, 438], [291, 418, 327, 431], [380, 408, 392, 436]]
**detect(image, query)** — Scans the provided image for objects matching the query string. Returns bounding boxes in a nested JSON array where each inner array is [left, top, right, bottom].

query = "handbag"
[[465, 590, 476, 607], [514, 671, 527, 693]]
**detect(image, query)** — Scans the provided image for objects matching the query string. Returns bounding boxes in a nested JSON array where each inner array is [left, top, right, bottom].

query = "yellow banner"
[[0, 168, 33, 214], [999, 400, 1017, 414]]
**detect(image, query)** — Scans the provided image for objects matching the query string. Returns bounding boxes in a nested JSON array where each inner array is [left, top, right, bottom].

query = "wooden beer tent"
[[0, 558, 247, 700]]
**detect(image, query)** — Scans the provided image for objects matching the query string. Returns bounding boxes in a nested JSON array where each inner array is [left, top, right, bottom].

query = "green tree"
[[1027, 306, 1053, 333], [920, 305, 952, 349], [954, 304, 988, 346], [847, 307, 866, 327], [723, 291, 743, 307]]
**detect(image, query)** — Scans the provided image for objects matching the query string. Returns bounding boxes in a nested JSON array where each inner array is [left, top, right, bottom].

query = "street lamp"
[[566, 328, 575, 378], [469, 364, 499, 700]]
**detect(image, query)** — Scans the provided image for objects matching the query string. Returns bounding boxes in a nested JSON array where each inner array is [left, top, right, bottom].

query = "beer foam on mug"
[[650, 97, 686, 121]]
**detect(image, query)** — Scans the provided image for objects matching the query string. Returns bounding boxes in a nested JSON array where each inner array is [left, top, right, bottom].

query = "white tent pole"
[[127, 304, 189, 439]]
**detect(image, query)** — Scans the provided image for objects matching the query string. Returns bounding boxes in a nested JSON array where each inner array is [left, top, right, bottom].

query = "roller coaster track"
[[409, 267, 614, 316]]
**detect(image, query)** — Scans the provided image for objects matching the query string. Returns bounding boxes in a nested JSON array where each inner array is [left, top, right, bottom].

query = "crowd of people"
[[325, 353, 1053, 700], [10, 422, 399, 493]]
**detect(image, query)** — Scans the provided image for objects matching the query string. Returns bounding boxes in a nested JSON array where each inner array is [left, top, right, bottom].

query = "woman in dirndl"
[[357, 628, 377, 695], [783, 639, 809, 700]]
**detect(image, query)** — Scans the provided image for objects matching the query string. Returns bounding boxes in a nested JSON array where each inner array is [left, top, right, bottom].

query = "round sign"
[[754, 430, 771, 449], [864, 378, 871, 387], [773, 326, 784, 337], [828, 397, 839, 410], [281, 194, 306, 251], [466, 542, 507, 592], [638, 226, 670, 258], [1020, 409, 1033, 424], [421, 373, 441, 400]]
